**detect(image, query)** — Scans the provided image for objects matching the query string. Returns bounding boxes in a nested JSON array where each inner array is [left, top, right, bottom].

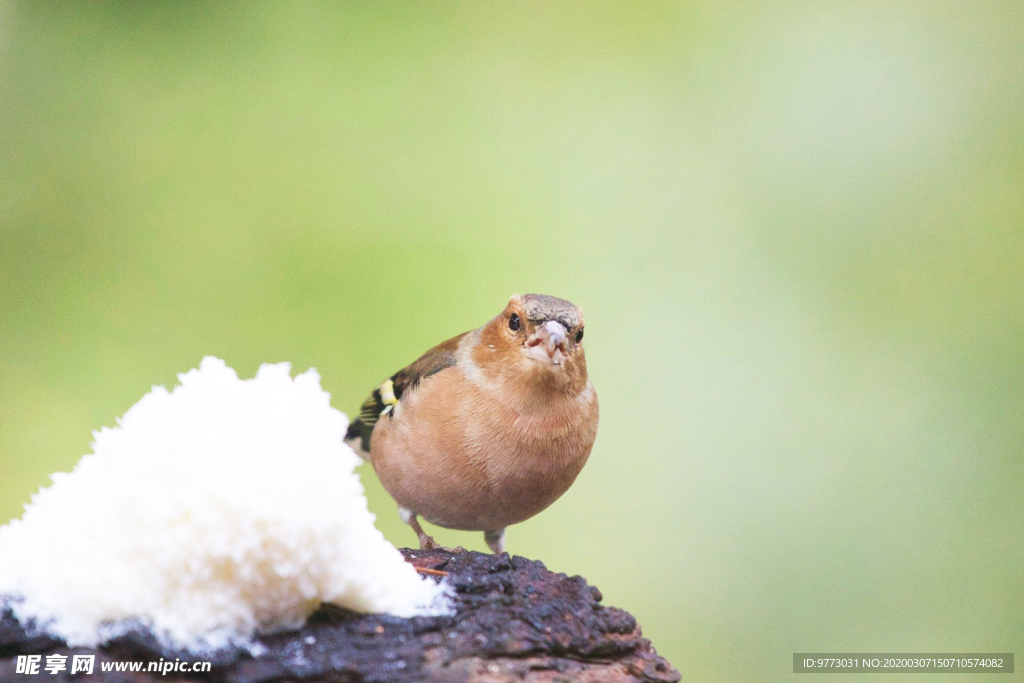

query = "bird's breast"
[[369, 367, 598, 531]]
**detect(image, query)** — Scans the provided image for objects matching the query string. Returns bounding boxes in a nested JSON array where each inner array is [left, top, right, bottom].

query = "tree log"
[[0, 549, 679, 682]]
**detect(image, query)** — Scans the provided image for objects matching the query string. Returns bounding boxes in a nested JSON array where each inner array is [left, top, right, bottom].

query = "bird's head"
[[475, 293, 588, 397]]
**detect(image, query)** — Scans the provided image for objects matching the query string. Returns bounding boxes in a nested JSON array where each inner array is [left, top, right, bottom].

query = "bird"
[[345, 293, 598, 554]]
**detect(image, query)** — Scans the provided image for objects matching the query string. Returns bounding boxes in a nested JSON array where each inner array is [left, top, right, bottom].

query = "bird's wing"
[[345, 331, 468, 456]]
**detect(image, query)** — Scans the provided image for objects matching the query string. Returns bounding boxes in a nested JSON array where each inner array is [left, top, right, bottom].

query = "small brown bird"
[[345, 294, 598, 554]]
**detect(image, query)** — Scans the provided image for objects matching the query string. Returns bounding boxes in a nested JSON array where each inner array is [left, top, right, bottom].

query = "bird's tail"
[[344, 418, 373, 462]]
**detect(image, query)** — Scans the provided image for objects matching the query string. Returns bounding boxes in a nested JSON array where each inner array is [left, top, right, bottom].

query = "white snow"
[[0, 357, 449, 652]]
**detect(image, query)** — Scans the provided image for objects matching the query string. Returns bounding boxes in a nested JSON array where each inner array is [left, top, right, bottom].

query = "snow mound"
[[0, 357, 449, 652]]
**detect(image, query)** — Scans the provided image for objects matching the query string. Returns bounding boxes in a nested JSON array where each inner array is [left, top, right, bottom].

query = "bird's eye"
[[575, 328, 584, 343], [509, 313, 521, 331]]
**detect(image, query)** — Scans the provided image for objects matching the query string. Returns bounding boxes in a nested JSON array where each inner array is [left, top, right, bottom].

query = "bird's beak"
[[526, 320, 568, 365]]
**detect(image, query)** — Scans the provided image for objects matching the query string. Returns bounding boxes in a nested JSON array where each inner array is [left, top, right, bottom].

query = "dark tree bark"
[[0, 549, 679, 682]]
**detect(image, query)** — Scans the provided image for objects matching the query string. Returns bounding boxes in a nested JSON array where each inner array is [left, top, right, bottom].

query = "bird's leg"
[[484, 528, 506, 554], [399, 506, 439, 550], [409, 516, 439, 550]]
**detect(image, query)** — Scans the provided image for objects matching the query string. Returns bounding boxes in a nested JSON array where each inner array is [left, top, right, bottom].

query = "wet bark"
[[0, 549, 679, 682]]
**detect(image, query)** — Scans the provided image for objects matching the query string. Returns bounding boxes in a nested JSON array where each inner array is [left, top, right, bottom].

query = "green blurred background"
[[1, 2, 1021, 680]]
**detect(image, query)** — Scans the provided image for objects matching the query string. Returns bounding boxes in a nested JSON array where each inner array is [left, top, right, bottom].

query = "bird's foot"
[[484, 528, 507, 554], [408, 514, 440, 550], [417, 533, 440, 550], [404, 511, 472, 553]]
